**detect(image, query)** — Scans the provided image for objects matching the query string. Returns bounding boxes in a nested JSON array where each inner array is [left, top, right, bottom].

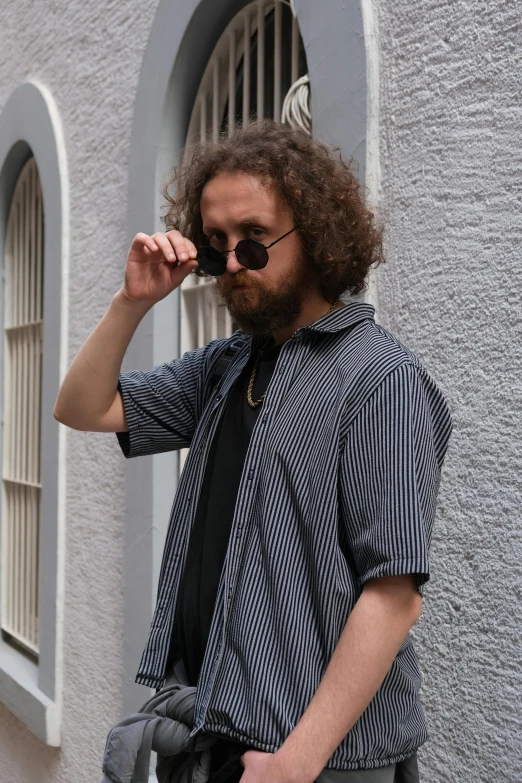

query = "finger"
[[174, 257, 199, 282], [151, 232, 178, 262], [165, 230, 192, 262], [185, 239, 198, 260], [132, 232, 159, 254]]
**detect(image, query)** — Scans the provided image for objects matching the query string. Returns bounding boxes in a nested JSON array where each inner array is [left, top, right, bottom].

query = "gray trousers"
[[316, 755, 418, 783], [165, 659, 419, 783]]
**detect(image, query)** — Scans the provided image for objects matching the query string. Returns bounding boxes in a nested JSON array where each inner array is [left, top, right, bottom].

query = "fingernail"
[[169, 253, 175, 259], [180, 252, 189, 260]]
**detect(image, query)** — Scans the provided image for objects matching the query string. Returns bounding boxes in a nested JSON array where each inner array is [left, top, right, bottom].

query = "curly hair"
[[160, 120, 385, 299]]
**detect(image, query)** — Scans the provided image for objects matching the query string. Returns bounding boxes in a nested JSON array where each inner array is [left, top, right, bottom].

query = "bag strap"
[[207, 336, 246, 393]]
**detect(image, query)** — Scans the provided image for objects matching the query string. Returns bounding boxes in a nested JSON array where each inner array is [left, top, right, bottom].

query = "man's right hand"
[[119, 230, 200, 305]]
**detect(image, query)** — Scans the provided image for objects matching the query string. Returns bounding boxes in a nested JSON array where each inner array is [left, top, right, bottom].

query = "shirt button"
[[216, 394, 222, 401]]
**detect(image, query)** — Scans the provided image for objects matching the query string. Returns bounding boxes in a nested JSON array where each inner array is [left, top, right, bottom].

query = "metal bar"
[[1, 475, 42, 490], [28, 326, 34, 485], [1, 486, 9, 628], [35, 178, 42, 321], [5, 334, 13, 481], [29, 488, 35, 645], [29, 160, 36, 324], [30, 487, 37, 645], [6, 485, 11, 631], [33, 488, 40, 647], [291, 11, 299, 83], [11, 484, 16, 632], [22, 177, 29, 488], [20, 483, 26, 643], [4, 212, 12, 326], [242, 10, 251, 126], [22, 326, 28, 487], [25, 487, 32, 644], [211, 295, 219, 340], [182, 280, 217, 294], [257, 1, 265, 121], [23, 171, 29, 326], [197, 293, 205, 346], [4, 320, 44, 332], [199, 93, 207, 146], [15, 197, 21, 326], [274, 1, 282, 121], [15, 332, 21, 483], [228, 29, 236, 136], [225, 308, 233, 336], [13, 482, 19, 635], [212, 59, 220, 143], [4, 228, 13, 482], [36, 327, 42, 486]]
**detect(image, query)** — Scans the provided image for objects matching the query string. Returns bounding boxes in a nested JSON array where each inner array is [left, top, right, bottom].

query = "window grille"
[[1, 156, 44, 657], [179, 0, 309, 474]]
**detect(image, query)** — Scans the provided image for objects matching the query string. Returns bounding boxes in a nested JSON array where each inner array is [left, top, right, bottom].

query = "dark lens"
[[234, 239, 268, 270], [196, 245, 227, 276]]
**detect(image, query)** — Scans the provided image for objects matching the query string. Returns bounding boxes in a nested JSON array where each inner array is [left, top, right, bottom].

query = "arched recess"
[[123, 0, 377, 713], [0, 80, 69, 745]]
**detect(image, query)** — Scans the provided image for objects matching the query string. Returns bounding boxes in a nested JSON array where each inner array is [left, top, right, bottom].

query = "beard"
[[214, 256, 314, 338]]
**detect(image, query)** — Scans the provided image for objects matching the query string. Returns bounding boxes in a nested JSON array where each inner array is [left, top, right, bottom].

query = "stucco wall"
[[0, 0, 520, 781], [375, 1, 521, 781], [0, 0, 159, 780]]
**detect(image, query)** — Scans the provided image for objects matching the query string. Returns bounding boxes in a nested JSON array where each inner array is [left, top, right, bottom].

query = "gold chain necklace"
[[246, 299, 342, 409]]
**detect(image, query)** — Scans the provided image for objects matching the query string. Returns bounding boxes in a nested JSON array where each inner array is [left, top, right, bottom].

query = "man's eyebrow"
[[202, 219, 269, 233]]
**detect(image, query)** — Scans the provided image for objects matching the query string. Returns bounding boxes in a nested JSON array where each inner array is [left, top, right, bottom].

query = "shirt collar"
[[299, 300, 375, 334], [239, 300, 375, 352]]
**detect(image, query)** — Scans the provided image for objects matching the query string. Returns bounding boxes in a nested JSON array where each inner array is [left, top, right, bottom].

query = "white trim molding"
[[361, 0, 382, 310], [0, 80, 69, 746]]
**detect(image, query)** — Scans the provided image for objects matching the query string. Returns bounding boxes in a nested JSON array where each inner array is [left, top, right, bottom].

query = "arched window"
[[181, 0, 309, 352], [178, 0, 310, 473], [1, 156, 44, 659], [0, 80, 66, 745]]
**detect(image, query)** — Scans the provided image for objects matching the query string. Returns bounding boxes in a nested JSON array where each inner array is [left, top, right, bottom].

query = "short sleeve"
[[116, 340, 222, 459], [338, 361, 452, 592]]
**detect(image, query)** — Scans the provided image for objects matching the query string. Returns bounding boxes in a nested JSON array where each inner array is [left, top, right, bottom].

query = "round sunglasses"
[[196, 227, 297, 276]]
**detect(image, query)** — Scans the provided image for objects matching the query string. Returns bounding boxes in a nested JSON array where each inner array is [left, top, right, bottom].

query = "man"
[[54, 121, 452, 782]]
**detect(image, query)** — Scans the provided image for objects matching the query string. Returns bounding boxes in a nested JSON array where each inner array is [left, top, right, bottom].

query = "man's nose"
[[225, 250, 247, 273]]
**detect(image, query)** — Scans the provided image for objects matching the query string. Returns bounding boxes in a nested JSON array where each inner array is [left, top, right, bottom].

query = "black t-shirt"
[[168, 334, 286, 689]]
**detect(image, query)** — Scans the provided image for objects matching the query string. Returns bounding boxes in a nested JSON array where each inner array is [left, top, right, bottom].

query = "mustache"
[[219, 277, 254, 289]]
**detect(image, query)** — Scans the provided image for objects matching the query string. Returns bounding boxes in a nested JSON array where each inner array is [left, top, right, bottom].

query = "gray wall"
[[375, 1, 522, 781], [0, 0, 159, 780]]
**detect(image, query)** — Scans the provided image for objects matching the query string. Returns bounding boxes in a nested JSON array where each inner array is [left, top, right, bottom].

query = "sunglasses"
[[196, 227, 297, 276]]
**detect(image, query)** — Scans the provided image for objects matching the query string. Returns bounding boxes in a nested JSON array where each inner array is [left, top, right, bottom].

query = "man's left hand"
[[239, 749, 316, 783]]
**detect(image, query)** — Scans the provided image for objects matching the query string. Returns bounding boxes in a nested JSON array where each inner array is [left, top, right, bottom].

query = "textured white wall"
[[375, 1, 521, 781], [0, 0, 520, 781], [0, 0, 159, 780]]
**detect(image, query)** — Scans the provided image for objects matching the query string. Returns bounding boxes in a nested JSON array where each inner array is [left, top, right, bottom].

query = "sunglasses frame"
[[196, 226, 297, 276]]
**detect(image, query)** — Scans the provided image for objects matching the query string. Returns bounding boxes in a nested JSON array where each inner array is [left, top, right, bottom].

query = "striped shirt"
[[116, 301, 453, 770]]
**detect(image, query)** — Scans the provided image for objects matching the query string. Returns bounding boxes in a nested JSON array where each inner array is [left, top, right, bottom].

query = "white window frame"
[[0, 81, 68, 746]]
